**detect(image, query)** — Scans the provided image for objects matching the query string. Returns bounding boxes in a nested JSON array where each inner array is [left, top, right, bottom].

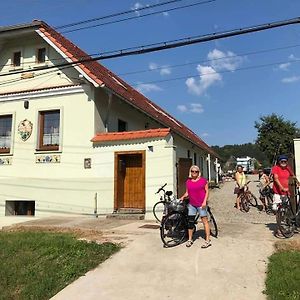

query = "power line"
[[1, 17, 300, 78], [131, 58, 300, 86], [56, 0, 189, 29], [61, 0, 216, 34], [118, 44, 300, 76]]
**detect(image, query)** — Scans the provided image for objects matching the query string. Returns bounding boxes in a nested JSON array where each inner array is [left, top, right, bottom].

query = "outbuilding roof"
[[91, 128, 171, 142], [0, 20, 218, 157]]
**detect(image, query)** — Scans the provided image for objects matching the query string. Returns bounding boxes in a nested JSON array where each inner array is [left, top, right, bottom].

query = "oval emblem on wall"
[[18, 119, 33, 141]]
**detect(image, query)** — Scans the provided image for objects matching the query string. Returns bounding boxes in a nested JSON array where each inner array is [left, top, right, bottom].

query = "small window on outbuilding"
[[12, 51, 21, 67], [118, 119, 127, 132], [187, 150, 190, 158], [193, 153, 197, 165], [36, 48, 46, 63]]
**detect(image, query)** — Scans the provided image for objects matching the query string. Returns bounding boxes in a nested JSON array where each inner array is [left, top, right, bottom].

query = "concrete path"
[[51, 220, 275, 300]]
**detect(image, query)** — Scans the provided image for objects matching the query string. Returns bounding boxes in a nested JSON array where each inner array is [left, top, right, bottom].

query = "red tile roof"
[[91, 128, 171, 142], [1, 21, 218, 158]]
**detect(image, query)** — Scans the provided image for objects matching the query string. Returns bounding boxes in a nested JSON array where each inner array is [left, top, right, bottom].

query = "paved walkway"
[[2, 177, 281, 300]]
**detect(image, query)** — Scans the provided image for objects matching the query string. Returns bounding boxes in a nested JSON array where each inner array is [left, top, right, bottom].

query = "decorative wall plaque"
[[18, 119, 33, 141], [36, 155, 61, 163], [84, 158, 91, 169], [0, 157, 12, 165]]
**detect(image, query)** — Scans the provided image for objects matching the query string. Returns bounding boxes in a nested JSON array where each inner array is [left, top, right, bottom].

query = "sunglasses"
[[280, 160, 287, 163], [191, 170, 199, 173]]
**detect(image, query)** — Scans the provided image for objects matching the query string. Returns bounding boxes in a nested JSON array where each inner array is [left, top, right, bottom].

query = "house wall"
[[174, 134, 216, 181], [294, 139, 300, 179], [0, 34, 79, 93], [91, 136, 175, 219], [0, 87, 99, 216]]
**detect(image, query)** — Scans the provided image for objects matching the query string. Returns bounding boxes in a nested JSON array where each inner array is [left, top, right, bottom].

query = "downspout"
[[104, 91, 112, 132], [207, 153, 211, 182], [215, 157, 219, 184]]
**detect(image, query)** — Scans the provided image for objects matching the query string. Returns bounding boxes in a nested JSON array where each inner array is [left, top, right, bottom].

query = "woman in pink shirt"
[[180, 165, 211, 248]]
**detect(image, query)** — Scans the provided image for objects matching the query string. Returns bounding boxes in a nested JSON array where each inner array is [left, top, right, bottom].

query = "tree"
[[255, 113, 299, 164]]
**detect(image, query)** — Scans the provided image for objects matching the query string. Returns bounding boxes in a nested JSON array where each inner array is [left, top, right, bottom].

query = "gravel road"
[[209, 175, 276, 226]]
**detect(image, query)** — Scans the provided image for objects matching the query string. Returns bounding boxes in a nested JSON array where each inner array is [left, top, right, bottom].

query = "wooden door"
[[115, 151, 145, 210], [177, 158, 192, 197]]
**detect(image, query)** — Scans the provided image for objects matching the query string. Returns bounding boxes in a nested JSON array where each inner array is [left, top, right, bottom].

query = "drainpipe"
[[104, 92, 112, 132], [207, 154, 211, 182], [215, 157, 219, 184]]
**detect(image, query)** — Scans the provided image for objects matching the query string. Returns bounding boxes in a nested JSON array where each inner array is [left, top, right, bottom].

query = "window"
[[118, 119, 127, 132], [193, 153, 197, 165], [36, 48, 46, 63], [0, 115, 12, 154], [12, 51, 21, 67], [38, 110, 60, 151], [187, 150, 190, 158]]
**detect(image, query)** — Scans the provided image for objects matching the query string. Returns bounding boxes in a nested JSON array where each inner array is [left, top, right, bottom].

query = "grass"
[[0, 231, 121, 300], [265, 240, 300, 300]]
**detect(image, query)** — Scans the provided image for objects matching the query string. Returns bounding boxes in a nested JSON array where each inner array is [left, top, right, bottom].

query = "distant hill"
[[211, 143, 269, 167]]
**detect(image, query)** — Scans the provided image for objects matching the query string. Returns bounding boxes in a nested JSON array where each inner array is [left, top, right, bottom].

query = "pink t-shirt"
[[186, 177, 208, 207]]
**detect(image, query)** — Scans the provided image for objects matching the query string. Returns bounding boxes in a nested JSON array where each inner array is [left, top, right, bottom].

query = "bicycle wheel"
[[153, 201, 166, 223], [160, 211, 187, 247], [207, 206, 218, 238], [240, 194, 250, 212], [276, 206, 295, 238], [248, 193, 258, 207], [265, 195, 274, 215]]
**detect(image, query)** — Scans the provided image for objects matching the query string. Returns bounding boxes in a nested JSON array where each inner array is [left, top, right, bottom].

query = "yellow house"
[[0, 21, 219, 219]]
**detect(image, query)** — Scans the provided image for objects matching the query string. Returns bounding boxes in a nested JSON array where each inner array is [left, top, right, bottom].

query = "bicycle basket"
[[168, 200, 186, 213]]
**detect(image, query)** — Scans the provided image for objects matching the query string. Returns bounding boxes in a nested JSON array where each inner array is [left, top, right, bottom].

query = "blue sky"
[[1, 0, 300, 146]]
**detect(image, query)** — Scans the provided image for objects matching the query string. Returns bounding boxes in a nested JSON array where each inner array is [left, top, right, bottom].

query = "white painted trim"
[[35, 29, 100, 88], [0, 85, 84, 102]]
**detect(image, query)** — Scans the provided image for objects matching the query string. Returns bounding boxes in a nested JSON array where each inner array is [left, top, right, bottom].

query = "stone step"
[[106, 213, 145, 220], [117, 208, 145, 214]]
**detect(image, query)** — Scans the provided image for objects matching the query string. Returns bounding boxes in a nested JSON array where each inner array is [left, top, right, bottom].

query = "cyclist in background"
[[271, 155, 296, 211], [234, 165, 246, 210], [179, 165, 211, 248], [258, 169, 270, 211]]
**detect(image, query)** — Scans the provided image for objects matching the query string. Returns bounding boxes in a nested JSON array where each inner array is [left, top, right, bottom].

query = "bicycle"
[[259, 184, 274, 215], [160, 200, 218, 248], [239, 181, 258, 212], [276, 189, 300, 238], [152, 183, 174, 223]]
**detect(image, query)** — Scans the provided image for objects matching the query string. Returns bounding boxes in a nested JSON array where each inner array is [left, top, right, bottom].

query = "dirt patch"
[[275, 239, 300, 252], [2, 224, 127, 244]]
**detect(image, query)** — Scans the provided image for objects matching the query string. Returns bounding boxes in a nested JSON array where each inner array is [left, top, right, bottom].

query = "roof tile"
[[91, 128, 171, 142]]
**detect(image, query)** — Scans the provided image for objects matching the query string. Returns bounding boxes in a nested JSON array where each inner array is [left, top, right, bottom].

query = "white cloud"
[[186, 65, 221, 96], [149, 62, 158, 70], [177, 103, 204, 114], [160, 66, 171, 76], [131, 2, 143, 16], [289, 54, 298, 60], [162, 12, 169, 17], [202, 132, 209, 137], [148, 62, 171, 76], [207, 49, 243, 71], [136, 83, 162, 93], [177, 105, 188, 112], [190, 103, 204, 113], [278, 62, 290, 71], [186, 48, 243, 96], [281, 76, 300, 83]]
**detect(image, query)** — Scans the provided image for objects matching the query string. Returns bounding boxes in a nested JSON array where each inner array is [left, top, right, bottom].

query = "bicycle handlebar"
[[155, 183, 167, 194]]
